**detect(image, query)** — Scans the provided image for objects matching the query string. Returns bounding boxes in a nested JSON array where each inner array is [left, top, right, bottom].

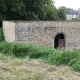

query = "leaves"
[[0, 0, 66, 21]]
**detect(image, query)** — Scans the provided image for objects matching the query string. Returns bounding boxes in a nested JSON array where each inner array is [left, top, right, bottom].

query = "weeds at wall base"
[[0, 41, 80, 71]]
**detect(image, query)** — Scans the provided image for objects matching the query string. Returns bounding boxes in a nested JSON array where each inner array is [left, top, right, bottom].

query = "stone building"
[[3, 21, 80, 50]]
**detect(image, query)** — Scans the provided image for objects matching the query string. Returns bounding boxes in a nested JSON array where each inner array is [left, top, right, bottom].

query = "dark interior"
[[54, 33, 65, 49]]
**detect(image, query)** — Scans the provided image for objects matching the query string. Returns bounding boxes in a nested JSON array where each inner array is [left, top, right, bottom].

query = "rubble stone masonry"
[[3, 21, 80, 50]]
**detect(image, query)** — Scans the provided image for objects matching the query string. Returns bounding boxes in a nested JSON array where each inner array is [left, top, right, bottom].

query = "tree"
[[0, 0, 7, 21], [22, 0, 58, 20], [22, 0, 46, 20], [46, 6, 59, 20], [4, 0, 27, 20], [58, 8, 66, 20], [0, 0, 63, 21]]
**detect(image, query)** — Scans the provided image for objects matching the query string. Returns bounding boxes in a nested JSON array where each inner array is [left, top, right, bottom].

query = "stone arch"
[[54, 32, 66, 49]]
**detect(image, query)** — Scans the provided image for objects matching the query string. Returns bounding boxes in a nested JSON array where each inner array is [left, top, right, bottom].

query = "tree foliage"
[[0, 0, 66, 21], [59, 6, 73, 11], [58, 8, 66, 20]]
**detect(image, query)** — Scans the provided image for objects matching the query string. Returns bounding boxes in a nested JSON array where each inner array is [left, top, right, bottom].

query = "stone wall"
[[3, 21, 80, 50]]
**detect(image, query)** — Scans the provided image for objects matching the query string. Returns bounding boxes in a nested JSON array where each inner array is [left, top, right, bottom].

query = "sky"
[[54, 0, 80, 10]]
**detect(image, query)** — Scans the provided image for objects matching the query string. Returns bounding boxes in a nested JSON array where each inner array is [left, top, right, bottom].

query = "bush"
[[0, 42, 55, 58], [0, 41, 80, 72], [46, 50, 62, 65], [0, 42, 31, 57], [72, 18, 80, 21], [0, 28, 4, 42], [10, 43, 31, 57], [28, 46, 55, 58], [59, 50, 79, 65], [72, 59, 80, 71], [44, 49, 80, 66], [68, 58, 78, 66], [27, 46, 40, 58], [0, 42, 11, 53]]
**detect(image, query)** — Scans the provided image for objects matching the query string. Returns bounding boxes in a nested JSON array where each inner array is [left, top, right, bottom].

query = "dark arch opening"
[[54, 33, 65, 49]]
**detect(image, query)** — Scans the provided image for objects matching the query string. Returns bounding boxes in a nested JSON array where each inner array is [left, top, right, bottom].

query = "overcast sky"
[[54, 0, 80, 10]]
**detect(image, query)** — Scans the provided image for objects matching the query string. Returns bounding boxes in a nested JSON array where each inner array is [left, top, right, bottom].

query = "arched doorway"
[[54, 33, 65, 49]]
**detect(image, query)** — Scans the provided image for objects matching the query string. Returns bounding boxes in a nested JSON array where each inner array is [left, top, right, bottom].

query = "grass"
[[0, 53, 80, 80], [0, 41, 80, 71], [0, 53, 45, 80]]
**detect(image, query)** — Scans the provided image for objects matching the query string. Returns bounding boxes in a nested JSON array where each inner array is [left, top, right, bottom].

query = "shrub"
[[72, 59, 80, 71], [0, 42, 11, 53], [28, 46, 55, 58], [68, 58, 78, 66], [1, 41, 80, 72], [0, 42, 31, 57], [46, 50, 62, 65], [0, 42, 55, 58], [28, 46, 40, 58], [59, 50, 79, 65], [42, 49, 80, 66], [0, 28, 4, 42], [10, 43, 31, 57]]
